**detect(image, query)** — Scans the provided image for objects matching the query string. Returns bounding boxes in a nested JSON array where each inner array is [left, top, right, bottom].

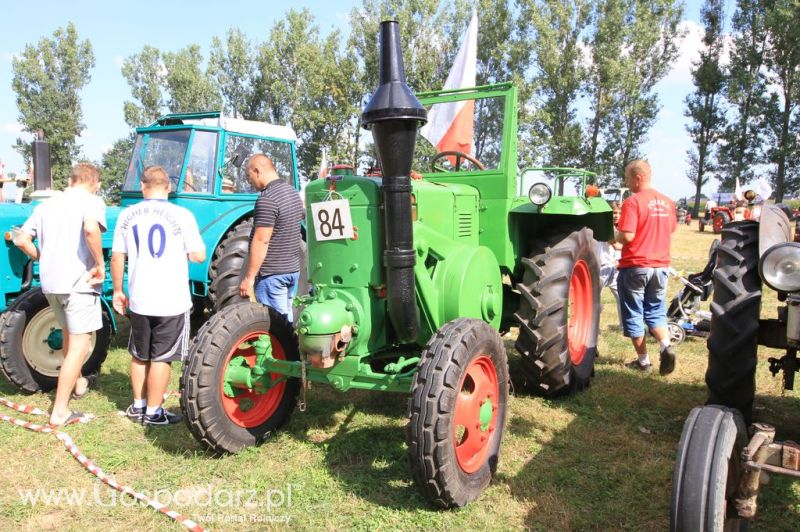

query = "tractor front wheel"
[[407, 318, 509, 508], [671, 405, 748, 532], [0, 288, 111, 393], [713, 211, 731, 234], [180, 302, 300, 454], [515, 227, 601, 396]]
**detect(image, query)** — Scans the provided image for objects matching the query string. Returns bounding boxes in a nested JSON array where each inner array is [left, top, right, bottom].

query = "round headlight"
[[528, 182, 552, 206], [760, 242, 800, 292]]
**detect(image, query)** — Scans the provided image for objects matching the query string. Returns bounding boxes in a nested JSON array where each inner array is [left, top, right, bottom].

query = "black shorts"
[[128, 311, 189, 363]]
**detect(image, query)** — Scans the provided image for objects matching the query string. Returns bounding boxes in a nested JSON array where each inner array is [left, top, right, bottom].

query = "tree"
[[762, 0, 800, 201], [521, 0, 592, 168], [208, 29, 258, 119], [11, 22, 95, 189], [684, 0, 726, 217], [601, 0, 683, 183], [121, 46, 165, 128], [717, 0, 769, 190], [583, 0, 627, 181], [162, 45, 221, 114], [256, 9, 362, 177], [99, 136, 135, 204]]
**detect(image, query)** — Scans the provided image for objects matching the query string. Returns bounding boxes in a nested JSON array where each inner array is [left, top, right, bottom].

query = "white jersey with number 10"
[[112, 199, 204, 317]]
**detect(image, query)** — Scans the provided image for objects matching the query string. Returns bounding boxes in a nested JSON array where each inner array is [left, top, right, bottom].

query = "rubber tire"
[[713, 211, 731, 234], [700, 220, 706, 232], [0, 288, 111, 393], [180, 302, 300, 454], [407, 318, 509, 508], [671, 405, 749, 532], [514, 227, 601, 396], [668, 321, 687, 344], [705, 222, 761, 424], [209, 220, 309, 313], [209, 220, 253, 311]]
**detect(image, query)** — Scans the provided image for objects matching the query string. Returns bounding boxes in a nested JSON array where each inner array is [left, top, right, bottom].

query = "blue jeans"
[[254, 272, 300, 323], [617, 267, 669, 338]]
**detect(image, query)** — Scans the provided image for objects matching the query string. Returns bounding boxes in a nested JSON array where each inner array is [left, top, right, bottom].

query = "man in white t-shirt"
[[14, 163, 107, 426], [111, 165, 206, 426]]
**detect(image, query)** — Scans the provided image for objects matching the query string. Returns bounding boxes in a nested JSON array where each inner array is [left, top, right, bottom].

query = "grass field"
[[1, 223, 799, 531]]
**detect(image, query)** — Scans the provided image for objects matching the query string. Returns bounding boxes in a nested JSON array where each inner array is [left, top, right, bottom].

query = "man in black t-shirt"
[[239, 154, 305, 322]]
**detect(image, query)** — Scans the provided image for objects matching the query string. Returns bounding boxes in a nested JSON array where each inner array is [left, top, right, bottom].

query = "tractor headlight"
[[528, 183, 551, 206], [760, 242, 800, 292]]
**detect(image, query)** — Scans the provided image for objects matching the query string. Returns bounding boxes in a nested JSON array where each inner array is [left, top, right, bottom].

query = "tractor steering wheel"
[[431, 150, 485, 172]]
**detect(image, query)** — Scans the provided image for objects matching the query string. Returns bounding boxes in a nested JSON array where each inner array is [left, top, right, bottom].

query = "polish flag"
[[420, 12, 478, 161], [734, 176, 743, 201], [318, 149, 328, 179]]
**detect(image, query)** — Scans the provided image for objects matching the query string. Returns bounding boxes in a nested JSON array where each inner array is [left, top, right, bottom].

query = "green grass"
[[1, 223, 799, 531]]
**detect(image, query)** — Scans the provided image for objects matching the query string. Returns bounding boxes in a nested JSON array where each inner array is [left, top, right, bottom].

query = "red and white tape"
[[0, 397, 205, 532]]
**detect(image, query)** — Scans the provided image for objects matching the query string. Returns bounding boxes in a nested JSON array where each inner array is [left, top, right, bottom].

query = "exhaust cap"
[[361, 20, 427, 128]]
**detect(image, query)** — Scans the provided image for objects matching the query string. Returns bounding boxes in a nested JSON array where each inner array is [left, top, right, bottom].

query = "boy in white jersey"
[[111, 165, 206, 425]]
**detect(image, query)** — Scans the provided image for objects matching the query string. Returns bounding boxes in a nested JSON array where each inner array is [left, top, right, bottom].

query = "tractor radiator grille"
[[457, 212, 474, 238]]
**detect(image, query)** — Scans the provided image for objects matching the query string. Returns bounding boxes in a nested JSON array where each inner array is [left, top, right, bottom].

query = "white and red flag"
[[318, 149, 328, 179], [420, 12, 478, 160], [734, 176, 743, 201]]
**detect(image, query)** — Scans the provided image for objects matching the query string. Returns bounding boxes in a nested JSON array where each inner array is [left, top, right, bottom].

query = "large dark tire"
[[705, 222, 761, 424], [713, 211, 731, 234], [514, 227, 601, 396], [407, 318, 509, 508], [0, 288, 111, 393], [209, 220, 309, 313], [180, 302, 300, 454], [209, 219, 252, 311], [671, 405, 749, 532]]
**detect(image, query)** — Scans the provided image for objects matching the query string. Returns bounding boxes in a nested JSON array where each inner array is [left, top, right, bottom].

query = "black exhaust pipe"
[[32, 130, 51, 191], [361, 20, 427, 344]]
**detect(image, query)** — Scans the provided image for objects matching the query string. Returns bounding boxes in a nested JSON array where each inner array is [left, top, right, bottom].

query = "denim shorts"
[[617, 267, 669, 338], [254, 272, 299, 323]]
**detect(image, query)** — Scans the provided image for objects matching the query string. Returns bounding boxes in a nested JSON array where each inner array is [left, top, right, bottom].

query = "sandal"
[[49, 411, 87, 428], [71, 373, 98, 400]]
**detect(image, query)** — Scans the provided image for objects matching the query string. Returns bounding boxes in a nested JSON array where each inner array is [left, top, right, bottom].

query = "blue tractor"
[[0, 113, 305, 393]]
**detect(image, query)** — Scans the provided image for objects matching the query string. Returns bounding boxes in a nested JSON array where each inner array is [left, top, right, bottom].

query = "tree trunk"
[[775, 94, 792, 202]]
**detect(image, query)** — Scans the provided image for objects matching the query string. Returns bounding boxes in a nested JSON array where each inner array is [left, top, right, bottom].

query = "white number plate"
[[310, 199, 354, 241]]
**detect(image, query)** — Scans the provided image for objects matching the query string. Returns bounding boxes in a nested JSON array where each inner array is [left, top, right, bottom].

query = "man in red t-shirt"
[[616, 160, 677, 375]]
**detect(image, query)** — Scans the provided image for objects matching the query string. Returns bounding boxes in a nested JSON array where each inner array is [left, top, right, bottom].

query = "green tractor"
[[0, 114, 305, 393], [181, 20, 613, 507]]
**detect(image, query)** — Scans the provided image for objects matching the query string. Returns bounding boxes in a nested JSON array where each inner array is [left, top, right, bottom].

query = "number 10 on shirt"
[[310, 199, 354, 241]]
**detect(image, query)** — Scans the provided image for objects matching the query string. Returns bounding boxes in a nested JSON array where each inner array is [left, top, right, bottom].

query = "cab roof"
[[146, 111, 298, 142]]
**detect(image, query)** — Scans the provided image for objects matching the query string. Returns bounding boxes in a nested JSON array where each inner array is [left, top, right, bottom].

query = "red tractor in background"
[[699, 192, 755, 234]]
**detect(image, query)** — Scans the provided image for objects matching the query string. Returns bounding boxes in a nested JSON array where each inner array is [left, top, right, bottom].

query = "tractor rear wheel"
[[514, 227, 601, 396], [0, 288, 110, 393], [713, 211, 731, 234], [209, 220, 309, 313], [706, 221, 761, 424], [180, 302, 299, 454], [209, 220, 252, 311], [407, 318, 508, 508], [671, 405, 749, 532]]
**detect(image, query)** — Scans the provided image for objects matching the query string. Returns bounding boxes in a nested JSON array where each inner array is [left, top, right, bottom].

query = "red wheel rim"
[[713, 215, 725, 232], [567, 260, 592, 366], [219, 332, 286, 428], [453, 355, 499, 474]]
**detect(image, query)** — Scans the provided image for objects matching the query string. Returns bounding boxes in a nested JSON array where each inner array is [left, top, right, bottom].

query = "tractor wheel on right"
[[514, 227, 601, 396], [671, 405, 749, 532], [180, 302, 300, 454], [407, 318, 509, 508], [706, 221, 761, 424]]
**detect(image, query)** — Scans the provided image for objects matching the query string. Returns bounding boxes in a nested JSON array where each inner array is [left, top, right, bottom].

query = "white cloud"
[[1, 51, 18, 63], [3, 122, 24, 134], [113, 55, 124, 68], [662, 20, 704, 87]]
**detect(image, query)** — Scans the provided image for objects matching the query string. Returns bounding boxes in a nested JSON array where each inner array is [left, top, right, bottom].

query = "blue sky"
[[0, 0, 713, 199]]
